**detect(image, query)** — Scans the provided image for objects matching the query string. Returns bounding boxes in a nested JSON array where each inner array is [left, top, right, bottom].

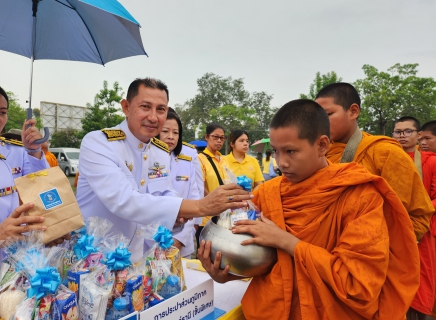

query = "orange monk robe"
[[242, 162, 419, 320], [327, 131, 434, 240], [43, 150, 58, 167], [407, 151, 436, 315]]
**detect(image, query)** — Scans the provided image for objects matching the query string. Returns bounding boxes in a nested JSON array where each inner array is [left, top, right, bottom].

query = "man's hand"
[[172, 238, 183, 250], [0, 203, 46, 241], [197, 240, 242, 284], [45, 233, 72, 247], [200, 183, 253, 215], [232, 213, 300, 256], [22, 119, 43, 159]]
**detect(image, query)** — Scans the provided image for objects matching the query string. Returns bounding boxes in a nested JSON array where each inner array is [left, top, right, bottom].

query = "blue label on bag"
[[39, 188, 63, 210]]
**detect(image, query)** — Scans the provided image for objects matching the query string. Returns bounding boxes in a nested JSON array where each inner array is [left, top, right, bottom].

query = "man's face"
[[270, 126, 327, 184], [315, 97, 356, 143], [392, 120, 419, 152], [121, 85, 168, 142], [419, 130, 436, 153], [0, 95, 8, 133]]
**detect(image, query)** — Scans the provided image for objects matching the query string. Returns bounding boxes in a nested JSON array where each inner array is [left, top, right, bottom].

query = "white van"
[[49, 147, 80, 176]]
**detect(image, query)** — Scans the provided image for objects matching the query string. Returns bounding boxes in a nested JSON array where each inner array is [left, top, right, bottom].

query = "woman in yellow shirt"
[[262, 149, 277, 181], [196, 123, 228, 244], [225, 130, 264, 190]]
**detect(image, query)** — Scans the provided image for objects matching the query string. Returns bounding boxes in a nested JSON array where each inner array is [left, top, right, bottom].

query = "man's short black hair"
[[0, 86, 9, 108], [421, 121, 436, 136], [315, 82, 361, 111], [126, 78, 169, 102], [270, 99, 330, 145], [394, 116, 421, 130]]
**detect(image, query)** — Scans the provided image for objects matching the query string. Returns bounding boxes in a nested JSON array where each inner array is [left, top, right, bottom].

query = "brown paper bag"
[[14, 166, 85, 244]]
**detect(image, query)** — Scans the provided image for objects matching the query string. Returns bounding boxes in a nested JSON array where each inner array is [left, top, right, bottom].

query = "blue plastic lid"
[[114, 297, 128, 311]]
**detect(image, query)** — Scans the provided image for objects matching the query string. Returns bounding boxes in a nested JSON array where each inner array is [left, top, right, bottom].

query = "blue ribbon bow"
[[73, 234, 97, 260], [105, 244, 132, 270], [27, 267, 61, 300], [153, 226, 174, 249], [237, 175, 252, 192]]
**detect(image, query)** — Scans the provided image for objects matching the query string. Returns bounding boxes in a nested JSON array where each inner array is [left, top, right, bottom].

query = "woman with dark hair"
[[196, 123, 228, 244], [158, 111, 201, 258], [225, 130, 264, 189], [262, 149, 277, 181]]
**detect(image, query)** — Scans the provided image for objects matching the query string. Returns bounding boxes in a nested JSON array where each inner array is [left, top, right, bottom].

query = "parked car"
[[49, 147, 80, 176]]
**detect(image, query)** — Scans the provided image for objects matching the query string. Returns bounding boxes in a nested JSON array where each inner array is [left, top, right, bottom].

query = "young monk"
[[393, 117, 436, 320], [420, 121, 436, 154], [198, 99, 420, 320], [315, 83, 434, 241]]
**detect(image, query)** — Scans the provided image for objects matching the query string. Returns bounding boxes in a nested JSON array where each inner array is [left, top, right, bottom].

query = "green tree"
[[79, 81, 125, 138], [32, 108, 43, 129], [4, 92, 26, 133], [176, 73, 275, 149], [50, 128, 81, 148], [300, 71, 343, 100], [354, 64, 436, 135]]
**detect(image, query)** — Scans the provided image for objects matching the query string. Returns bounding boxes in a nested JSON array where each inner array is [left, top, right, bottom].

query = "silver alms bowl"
[[199, 219, 277, 277]]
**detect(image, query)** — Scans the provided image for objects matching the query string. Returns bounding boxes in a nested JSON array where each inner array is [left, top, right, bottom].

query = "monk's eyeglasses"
[[392, 129, 419, 137]]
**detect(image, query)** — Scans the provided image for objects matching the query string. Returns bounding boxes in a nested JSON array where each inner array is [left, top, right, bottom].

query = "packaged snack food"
[[52, 285, 78, 320]]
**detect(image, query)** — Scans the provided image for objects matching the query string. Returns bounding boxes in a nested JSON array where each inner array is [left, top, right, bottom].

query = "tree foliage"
[[79, 81, 125, 138], [300, 71, 343, 100], [50, 128, 81, 148], [4, 92, 26, 133], [355, 64, 436, 135], [175, 73, 276, 150]]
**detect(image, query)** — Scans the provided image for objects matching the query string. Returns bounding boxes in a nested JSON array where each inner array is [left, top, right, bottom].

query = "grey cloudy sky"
[[1, 0, 435, 111]]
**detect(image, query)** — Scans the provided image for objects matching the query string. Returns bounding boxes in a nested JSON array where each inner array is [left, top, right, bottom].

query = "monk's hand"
[[199, 184, 253, 216], [232, 213, 300, 255], [0, 203, 46, 242], [22, 119, 43, 159], [197, 240, 235, 284]]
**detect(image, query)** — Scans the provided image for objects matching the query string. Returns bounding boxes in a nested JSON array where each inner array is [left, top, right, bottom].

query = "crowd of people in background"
[[2, 79, 436, 319]]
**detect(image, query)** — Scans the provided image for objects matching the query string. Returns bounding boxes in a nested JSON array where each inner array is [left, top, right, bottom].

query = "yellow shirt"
[[262, 157, 277, 174], [225, 152, 264, 187], [198, 148, 227, 226]]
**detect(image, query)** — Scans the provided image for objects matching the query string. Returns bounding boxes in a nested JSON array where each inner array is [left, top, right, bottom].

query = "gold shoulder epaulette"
[[151, 138, 170, 153], [182, 141, 196, 149], [0, 137, 23, 147], [0, 154, 6, 160], [177, 154, 192, 162], [101, 129, 126, 141]]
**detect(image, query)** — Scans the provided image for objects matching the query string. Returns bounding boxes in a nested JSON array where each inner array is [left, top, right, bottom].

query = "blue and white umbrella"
[[0, 0, 147, 143]]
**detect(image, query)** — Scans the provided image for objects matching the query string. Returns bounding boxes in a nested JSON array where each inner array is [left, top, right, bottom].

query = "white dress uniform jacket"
[[0, 137, 49, 222], [171, 144, 202, 257], [76, 121, 183, 262]]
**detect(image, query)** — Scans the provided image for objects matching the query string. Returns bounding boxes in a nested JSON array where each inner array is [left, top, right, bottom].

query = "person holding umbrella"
[[0, 87, 69, 250]]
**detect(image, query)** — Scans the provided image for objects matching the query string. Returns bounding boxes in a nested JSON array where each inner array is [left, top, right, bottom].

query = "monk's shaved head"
[[270, 99, 330, 145], [421, 121, 436, 136]]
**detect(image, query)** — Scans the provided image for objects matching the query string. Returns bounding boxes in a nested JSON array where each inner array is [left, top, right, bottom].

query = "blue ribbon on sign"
[[153, 226, 174, 249], [27, 267, 61, 300], [105, 244, 132, 270], [73, 234, 97, 260], [237, 175, 252, 192]]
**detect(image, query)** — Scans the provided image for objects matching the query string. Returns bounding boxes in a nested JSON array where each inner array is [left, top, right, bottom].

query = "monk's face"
[[393, 120, 419, 153], [419, 130, 436, 153], [315, 97, 359, 144], [270, 126, 329, 184]]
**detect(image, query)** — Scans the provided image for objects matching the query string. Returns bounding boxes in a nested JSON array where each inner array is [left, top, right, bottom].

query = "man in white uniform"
[[77, 78, 251, 261]]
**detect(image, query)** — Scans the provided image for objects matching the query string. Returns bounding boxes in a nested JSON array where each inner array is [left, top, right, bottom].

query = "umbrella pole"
[[26, 0, 50, 144]]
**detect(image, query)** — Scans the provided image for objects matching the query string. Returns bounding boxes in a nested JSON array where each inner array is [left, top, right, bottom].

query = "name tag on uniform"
[[11, 167, 22, 174], [176, 176, 189, 181]]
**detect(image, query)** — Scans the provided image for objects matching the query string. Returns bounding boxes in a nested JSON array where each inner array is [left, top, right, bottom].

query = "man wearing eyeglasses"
[[393, 116, 436, 320], [315, 83, 434, 244]]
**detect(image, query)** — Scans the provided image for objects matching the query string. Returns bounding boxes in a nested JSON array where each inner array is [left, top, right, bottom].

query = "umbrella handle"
[[26, 108, 50, 144]]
